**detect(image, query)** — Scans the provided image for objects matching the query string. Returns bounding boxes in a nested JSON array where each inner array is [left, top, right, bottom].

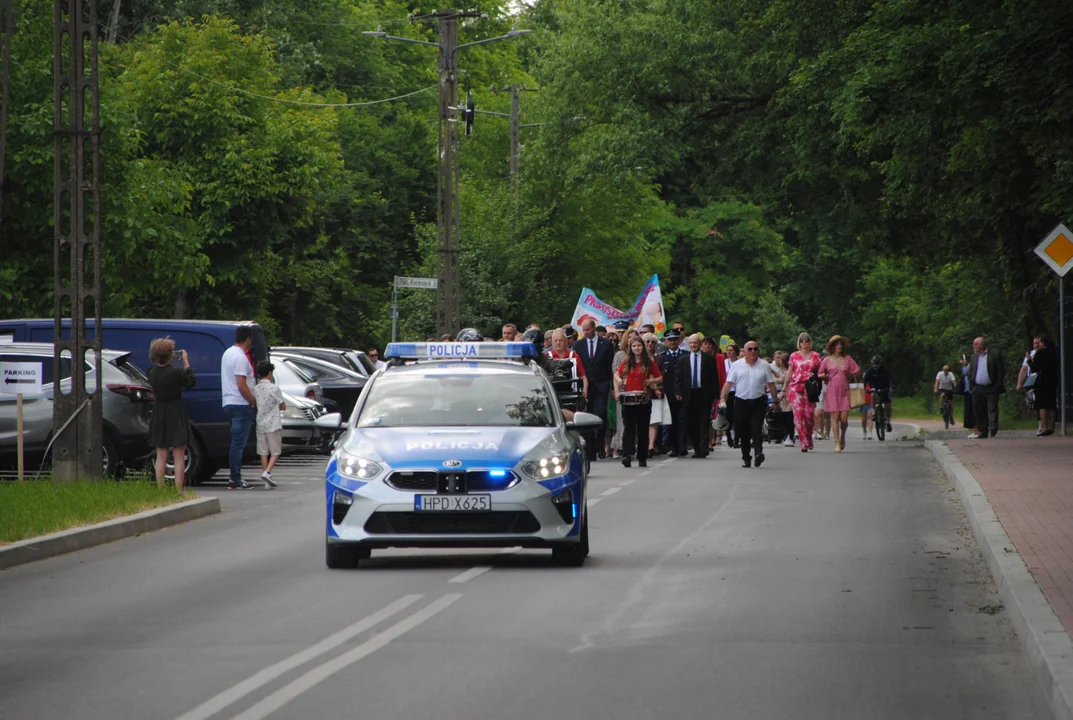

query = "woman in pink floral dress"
[[819, 335, 860, 453], [784, 332, 821, 452]]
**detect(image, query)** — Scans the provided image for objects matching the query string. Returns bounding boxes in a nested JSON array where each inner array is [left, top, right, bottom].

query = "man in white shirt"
[[368, 347, 387, 371], [221, 326, 258, 489], [967, 336, 1005, 439], [719, 341, 778, 468]]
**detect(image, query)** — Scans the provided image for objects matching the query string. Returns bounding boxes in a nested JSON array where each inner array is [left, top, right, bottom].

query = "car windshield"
[[350, 351, 377, 376], [357, 370, 556, 428]]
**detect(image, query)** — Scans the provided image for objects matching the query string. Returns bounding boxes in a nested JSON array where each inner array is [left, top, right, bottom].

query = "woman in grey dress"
[[609, 329, 636, 456], [147, 338, 196, 491]]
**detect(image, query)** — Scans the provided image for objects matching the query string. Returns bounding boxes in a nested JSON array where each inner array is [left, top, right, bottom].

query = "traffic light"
[[464, 92, 475, 136]]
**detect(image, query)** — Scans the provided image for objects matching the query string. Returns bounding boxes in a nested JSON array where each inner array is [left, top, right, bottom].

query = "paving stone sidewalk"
[[947, 436, 1073, 635]]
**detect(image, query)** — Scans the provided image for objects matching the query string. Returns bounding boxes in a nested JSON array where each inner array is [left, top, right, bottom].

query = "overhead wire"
[[104, 23, 438, 109]]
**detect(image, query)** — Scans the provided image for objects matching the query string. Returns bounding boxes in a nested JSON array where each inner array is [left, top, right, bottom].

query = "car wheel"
[[184, 434, 207, 486], [552, 514, 588, 567], [326, 542, 371, 569], [102, 434, 119, 477]]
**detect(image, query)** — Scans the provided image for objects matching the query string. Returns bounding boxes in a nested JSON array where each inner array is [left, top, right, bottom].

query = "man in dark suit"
[[675, 333, 719, 457], [658, 329, 686, 456], [574, 318, 614, 460], [968, 336, 1005, 438]]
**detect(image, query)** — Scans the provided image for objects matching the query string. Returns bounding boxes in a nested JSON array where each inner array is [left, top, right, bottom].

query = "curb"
[[926, 440, 1073, 720], [0, 496, 221, 571]]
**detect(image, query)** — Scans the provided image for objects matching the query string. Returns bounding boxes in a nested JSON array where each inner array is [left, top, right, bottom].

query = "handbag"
[[849, 384, 867, 409], [805, 369, 822, 404], [1023, 372, 1038, 389]]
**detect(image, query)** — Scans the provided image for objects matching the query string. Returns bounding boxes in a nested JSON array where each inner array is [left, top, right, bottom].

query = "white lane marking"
[[448, 566, 491, 584], [639, 470, 652, 477], [619, 479, 637, 487], [659, 457, 677, 466], [231, 594, 463, 720], [600, 487, 621, 497], [586, 498, 601, 507], [174, 594, 424, 720]]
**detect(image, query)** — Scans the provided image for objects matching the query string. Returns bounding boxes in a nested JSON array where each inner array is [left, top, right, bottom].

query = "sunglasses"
[[745, 347, 759, 352]]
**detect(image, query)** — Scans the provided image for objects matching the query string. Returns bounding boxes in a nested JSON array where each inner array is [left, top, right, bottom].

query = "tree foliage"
[[1, 0, 1069, 395]]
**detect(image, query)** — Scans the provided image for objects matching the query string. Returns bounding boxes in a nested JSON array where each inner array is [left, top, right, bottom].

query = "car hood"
[[342, 426, 558, 468]]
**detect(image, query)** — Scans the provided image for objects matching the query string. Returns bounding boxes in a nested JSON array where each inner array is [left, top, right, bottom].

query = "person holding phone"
[[147, 338, 196, 491]]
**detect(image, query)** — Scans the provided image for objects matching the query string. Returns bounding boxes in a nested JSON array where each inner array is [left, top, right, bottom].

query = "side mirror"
[[566, 411, 603, 431], [314, 413, 343, 430]]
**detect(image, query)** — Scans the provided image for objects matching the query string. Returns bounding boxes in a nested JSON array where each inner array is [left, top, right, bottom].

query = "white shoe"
[[967, 433, 981, 440], [261, 471, 277, 488], [782, 437, 793, 447]]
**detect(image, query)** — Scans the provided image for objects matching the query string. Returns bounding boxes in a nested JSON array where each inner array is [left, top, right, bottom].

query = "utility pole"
[[53, 0, 103, 481], [509, 84, 520, 196], [436, 10, 465, 337], [0, 0, 12, 243], [364, 16, 529, 337]]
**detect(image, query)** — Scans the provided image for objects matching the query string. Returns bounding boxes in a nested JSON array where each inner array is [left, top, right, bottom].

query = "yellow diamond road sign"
[[1035, 223, 1073, 278]]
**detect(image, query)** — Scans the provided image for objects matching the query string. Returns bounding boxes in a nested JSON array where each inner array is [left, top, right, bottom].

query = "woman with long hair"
[[819, 335, 860, 452], [147, 338, 196, 491], [615, 336, 663, 468], [784, 333, 821, 452], [609, 329, 637, 457]]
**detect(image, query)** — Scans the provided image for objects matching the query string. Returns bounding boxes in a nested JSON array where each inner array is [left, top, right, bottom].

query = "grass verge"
[[0, 479, 195, 544], [893, 393, 1040, 430]]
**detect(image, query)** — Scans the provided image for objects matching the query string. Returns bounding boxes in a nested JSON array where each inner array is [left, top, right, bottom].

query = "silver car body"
[[0, 343, 152, 474], [324, 349, 592, 564], [270, 360, 324, 406], [279, 391, 327, 452]]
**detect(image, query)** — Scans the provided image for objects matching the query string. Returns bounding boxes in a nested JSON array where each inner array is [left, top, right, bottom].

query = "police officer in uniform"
[[658, 329, 686, 456]]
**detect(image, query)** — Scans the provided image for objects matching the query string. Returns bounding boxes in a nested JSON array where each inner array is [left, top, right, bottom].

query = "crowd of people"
[[435, 320, 900, 469]]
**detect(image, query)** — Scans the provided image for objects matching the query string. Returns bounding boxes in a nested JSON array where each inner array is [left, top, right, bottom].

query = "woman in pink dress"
[[819, 335, 860, 453], [784, 332, 822, 452]]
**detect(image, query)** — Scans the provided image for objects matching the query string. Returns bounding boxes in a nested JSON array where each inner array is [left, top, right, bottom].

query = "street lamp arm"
[[362, 31, 443, 49], [474, 110, 511, 119], [454, 29, 531, 54]]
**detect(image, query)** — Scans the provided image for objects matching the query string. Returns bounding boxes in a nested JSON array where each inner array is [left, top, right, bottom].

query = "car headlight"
[[281, 404, 307, 420], [519, 435, 573, 480], [337, 451, 384, 480]]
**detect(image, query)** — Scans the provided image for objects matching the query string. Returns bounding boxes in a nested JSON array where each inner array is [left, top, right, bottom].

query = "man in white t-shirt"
[[719, 341, 778, 469], [934, 364, 957, 429], [221, 326, 257, 489]]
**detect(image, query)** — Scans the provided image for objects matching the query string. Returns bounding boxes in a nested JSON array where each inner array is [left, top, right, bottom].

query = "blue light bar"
[[488, 470, 508, 478], [384, 342, 538, 360]]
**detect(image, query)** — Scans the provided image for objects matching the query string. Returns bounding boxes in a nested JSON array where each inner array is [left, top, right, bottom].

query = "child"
[[254, 361, 285, 489]]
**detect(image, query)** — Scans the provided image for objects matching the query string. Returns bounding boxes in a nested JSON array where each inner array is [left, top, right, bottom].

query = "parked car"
[[272, 359, 325, 407], [269, 352, 366, 419], [270, 346, 378, 378], [0, 319, 268, 484], [279, 391, 329, 454], [0, 343, 153, 476]]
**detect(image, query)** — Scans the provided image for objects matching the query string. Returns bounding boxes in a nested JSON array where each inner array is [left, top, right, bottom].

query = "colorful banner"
[[570, 275, 666, 335]]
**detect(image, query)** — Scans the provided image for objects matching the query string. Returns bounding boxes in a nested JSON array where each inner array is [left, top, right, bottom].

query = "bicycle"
[[938, 390, 954, 429], [872, 392, 891, 441]]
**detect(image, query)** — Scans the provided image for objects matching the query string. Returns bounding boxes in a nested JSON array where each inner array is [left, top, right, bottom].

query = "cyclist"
[[861, 356, 895, 432], [934, 364, 957, 429]]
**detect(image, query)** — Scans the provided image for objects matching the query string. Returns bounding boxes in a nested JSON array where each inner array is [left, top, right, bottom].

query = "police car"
[[315, 342, 602, 569]]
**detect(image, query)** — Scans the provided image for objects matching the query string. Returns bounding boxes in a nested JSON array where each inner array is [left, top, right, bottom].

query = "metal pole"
[[0, 0, 12, 244], [16, 392, 23, 481], [509, 84, 520, 200], [391, 279, 399, 344], [53, 0, 103, 481], [1062, 275, 1067, 436]]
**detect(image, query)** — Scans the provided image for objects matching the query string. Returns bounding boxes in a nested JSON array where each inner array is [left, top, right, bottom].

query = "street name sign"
[[0, 361, 43, 396], [395, 276, 439, 289], [1035, 223, 1073, 277]]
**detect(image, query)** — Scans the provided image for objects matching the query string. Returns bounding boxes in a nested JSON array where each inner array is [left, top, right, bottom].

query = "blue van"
[[0, 319, 268, 483]]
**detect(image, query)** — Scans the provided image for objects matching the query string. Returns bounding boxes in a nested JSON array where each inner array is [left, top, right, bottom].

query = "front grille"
[[466, 470, 520, 491], [387, 471, 439, 491], [302, 407, 317, 421], [364, 511, 541, 535], [387, 470, 518, 492]]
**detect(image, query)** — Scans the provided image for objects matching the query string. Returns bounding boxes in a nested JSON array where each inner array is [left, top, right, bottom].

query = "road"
[[0, 430, 1051, 719]]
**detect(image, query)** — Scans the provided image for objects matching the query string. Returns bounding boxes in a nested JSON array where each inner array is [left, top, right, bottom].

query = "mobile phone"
[[175, 349, 185, 363]]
